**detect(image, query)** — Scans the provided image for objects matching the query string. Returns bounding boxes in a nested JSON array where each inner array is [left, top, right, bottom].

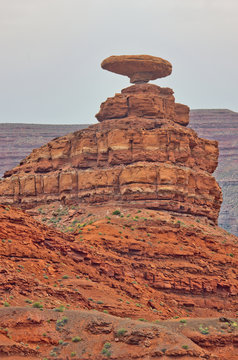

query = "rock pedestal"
[[0, 55, 222, 223]]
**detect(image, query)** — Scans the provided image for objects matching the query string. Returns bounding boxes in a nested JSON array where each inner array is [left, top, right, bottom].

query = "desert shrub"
[[112, 210, 120, 215], [72, 336, 81, 342], [32, 302, 43, 309], [116, 328, 127, 336], [199, 324, 209, 334], [54, 305, 65, 312], [102, 342, 112, 357]]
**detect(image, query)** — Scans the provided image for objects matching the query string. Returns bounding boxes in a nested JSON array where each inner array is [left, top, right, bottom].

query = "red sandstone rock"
[[0, 55, 236, 359], [175, 103, 190, 126], [0, 117, 221, 222], [96, 84, 176, 121], [0, 58, 222, 224], [101, 54, 172, 83], [1, 204, 238, 358]]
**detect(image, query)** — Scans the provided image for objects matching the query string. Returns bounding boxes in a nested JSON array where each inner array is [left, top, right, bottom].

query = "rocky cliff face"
[[1, 204, 238, 359], [2, 108, 238, 235], [0, 55, 238, 359], [0, 85, 221, 224]]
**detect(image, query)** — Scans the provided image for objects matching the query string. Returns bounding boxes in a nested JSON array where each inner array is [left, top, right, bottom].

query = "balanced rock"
[[101, 55, 172, 83], [0, 55, 222, 224]]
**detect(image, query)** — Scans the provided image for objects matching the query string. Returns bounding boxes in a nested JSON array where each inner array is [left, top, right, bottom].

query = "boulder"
[[101, 54, 172, 83]]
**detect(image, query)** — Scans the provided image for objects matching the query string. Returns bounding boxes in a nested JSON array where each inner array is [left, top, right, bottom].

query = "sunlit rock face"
[[0, 55, 222, 223]]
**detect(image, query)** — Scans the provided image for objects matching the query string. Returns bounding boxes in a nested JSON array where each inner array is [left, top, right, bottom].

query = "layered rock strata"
[[189, 109, 238, 236], [2, 203, 238, 359], [0, 57, 222, 223]]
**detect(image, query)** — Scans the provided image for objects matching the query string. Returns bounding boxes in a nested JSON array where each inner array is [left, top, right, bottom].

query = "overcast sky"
[[0, 0, 238, 124]]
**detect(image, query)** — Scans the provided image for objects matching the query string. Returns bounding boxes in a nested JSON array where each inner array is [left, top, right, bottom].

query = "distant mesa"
[[101, 54, 172, 83]]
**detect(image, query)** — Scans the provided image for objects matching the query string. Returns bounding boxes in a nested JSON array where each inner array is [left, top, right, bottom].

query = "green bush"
[[32, 302, 43, 309], [54, 305, 65, 312], [116, 328, 127, 336], [112, 210, 121, 215], [72, 336, 82, 342]]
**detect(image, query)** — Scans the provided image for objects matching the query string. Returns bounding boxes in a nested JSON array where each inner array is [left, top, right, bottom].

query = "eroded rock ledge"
[[0, 71, 222, 223]]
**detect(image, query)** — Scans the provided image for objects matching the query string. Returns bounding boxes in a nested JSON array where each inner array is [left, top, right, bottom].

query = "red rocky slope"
[[1, 204, 238, 359], [0, 55, 237, 359]]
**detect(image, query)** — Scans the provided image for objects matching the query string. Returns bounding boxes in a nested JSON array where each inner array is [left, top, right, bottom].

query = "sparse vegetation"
[[116, 329, 127, 336], [32, 302, 43, 309], [56, 316, 68, 330], [49, 350, 57, 357], [199, 324, 209, 335], [102, 342, 112, 357], [54, 305, 65, 312], [72, 336, 82, 342]]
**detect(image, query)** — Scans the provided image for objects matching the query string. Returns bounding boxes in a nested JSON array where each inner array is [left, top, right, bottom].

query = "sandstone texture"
[[0, 56, 238, 359], [1, 204, 238, 359], [101, 55, 172, 83], [2, 108, 238, 236], [0, 84, 221, 224]]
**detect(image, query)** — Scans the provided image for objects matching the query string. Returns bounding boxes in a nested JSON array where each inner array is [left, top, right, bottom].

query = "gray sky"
[[0, 0, 238, 124]]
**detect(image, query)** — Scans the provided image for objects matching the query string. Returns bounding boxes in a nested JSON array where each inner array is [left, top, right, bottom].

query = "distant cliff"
[[189, 109, 238, 235], [0, 123, 87, 178]]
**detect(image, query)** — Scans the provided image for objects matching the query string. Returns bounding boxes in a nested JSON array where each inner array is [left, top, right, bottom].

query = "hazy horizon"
[[0, 107, 236, 126], [1, 0, 238, 124]]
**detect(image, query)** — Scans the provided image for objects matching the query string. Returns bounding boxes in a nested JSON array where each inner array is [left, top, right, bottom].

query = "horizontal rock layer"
[[190, 109, 238, 236], [0, 162, 221, 221], [0, 84, 222, 223], [2, 204, 238, 323], [96, 84, 190, 126], [1, 203, 238, 359], [3, 119, 218, 176]]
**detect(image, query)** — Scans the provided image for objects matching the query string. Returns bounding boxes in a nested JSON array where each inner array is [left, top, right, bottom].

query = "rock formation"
[[1, 203, 238, 359], [1, 56, 238, 359], [101, 54, 172, 83], [0, 55, 222, 224]]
